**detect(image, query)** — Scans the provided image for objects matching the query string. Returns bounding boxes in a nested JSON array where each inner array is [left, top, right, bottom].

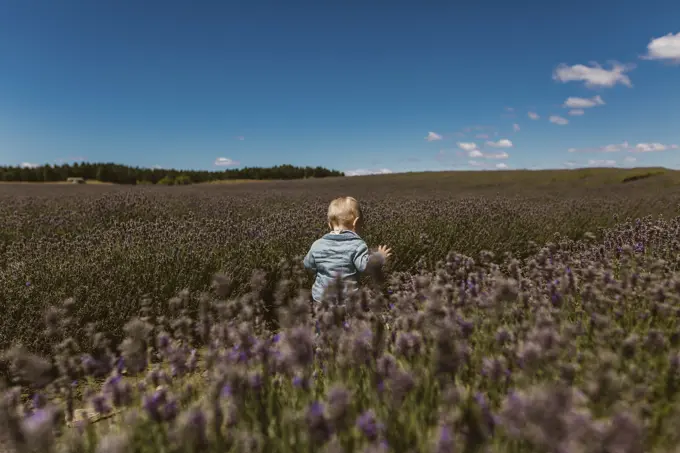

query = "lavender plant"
[[1, 174, 680, 452], [0, 210, 678, 451]]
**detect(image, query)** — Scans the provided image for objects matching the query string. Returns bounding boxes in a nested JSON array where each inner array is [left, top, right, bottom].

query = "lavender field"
[[2, 168, 680, 452]]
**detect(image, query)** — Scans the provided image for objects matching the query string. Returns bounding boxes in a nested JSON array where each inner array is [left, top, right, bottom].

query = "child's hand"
[[377, 245, 392, 261]]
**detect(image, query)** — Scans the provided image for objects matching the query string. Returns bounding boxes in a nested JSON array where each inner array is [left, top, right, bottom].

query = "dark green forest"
[[0, 162, 344, 184]]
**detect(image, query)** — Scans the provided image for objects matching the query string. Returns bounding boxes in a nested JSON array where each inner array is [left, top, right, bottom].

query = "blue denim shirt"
[[303, 230, 369, 302]]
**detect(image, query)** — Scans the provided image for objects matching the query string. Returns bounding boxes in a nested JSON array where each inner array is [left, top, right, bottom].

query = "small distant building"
[[67, 177, 85, 184]]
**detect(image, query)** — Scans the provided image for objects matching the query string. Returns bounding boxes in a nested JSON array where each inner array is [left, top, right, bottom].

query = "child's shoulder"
[[309, 236, 328, 250]]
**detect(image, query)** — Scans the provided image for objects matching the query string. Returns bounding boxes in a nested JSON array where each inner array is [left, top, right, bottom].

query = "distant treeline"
[[0, 162, 344, 184]]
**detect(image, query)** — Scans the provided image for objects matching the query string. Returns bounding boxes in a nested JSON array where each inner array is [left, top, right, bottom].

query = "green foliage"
[[0, 162, 344, 185], [621, 170, 665, 183], [175, 175, 193, 185]]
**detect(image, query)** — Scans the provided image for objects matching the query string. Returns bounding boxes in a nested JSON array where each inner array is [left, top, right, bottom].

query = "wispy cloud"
[[567, 141, 678, 154], [505, 107, 514, 112], [214, 157, 240, 166], [466, 149, 509, 160], [458, 140, 510, 160], [633, 142, 675, 152], [475, 133, 490, 139], [624, 156, 637, 163], [513, 123, 520, 132], [602, 141, 630, 152], [486, 151, 510, 159], [425, 131, 443, 141], [549, 115, 569, 125], [563, 95, 605, 109], [461, 125, 496, 137], [568, 141, 630, 153], [553, 62, 634, 88], [568, 109, 585, 116], [345, 168, 393, 176], [588, 159, 617, 166], [486, 139, 513, 148], [467, 160, 510, 169], [457, 142, 478, 151], [528, 112, 540, 120], [236, 136, 245, 141], [20, 162, 40, 169], [642, 32, 680, 63]]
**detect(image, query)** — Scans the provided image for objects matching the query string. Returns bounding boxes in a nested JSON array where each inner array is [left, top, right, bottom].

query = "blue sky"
[[1, 0, 679, 175]]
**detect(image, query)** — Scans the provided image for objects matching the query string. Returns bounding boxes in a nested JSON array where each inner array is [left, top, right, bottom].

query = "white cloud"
[[568, 109, 585, 116], [513, 124, 520, 132], [643, 32, 680, 63], [486, 139, 513, 148], [236, 136, 245, 141], [345, 168, 393, 176], [563, 95, 605, 109], [528, 112, 540, 120], [505, 107, 514, 112], [457, 142, 478, 151], [152, 165, 163, 169], [601, 141, 630, 152], [468, 149, 484, 158], [634, 142, 668, 152], [486, 151, 509, 159], [553, 62, 634, 88], [588, 159, 617, 166], [20, 162, 40, 168], [468, 159, 510, 169], [568, 141, 631, 153], [566, 141, 678, 154], [549, 115, 569, 125], [475, 133, 490, 139], [564, 161, 577, 168], [623, 156, 637, 163], [214, 157, 240, 166], [425, 131, 443, 141]]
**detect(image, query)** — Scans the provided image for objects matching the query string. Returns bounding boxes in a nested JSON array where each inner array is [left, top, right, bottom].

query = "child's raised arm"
[[352, 242, 370, 272], [353, 242, 392, 272], [376, 245, 392, 261]]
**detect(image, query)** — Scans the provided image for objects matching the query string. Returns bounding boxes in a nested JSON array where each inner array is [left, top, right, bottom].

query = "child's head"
[[327, 196, 361, 232]]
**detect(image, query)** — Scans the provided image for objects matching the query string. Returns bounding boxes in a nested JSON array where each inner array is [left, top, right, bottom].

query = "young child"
[[303, 196, 392, 303]]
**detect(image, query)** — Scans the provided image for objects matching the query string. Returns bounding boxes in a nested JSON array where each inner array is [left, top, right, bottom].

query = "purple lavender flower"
[[249, 373, 263, 391], [142, 388, 168, 422], [434, 425, 455, 453], [356, 410, 383, 441], [306, 401, 331, 444], [91, 394, 111, 414]]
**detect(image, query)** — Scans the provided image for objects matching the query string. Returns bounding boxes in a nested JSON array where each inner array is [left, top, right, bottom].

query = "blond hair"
[[327, 196, 361, 229]]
